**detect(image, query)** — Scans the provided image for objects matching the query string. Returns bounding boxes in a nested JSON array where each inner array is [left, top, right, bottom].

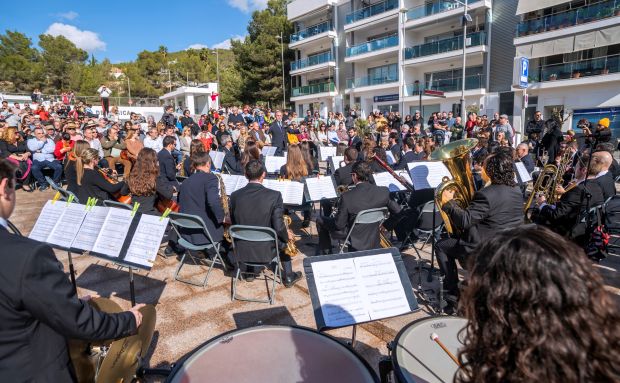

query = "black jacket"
[[334, 161, 355, 187], [222, 147, 242, 175], [157, 149, 179, 189], [594, 172, 616, 201], [230, 182, 288, 263], [525, 119, 544, 139], [121, 176, 175, 215], [334, 182, 401, 251], [161, 112, 176, 128], [443, 184, 523, 252], [178, 170, 225, 244], [0, 227, 136, 382], [348, 135, 362, 151], [76, 168, 124, 204], [268, 120, 288, 150], [395, 150, 423, 170]]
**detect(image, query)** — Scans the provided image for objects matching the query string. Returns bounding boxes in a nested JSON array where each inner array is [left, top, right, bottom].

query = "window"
[[368, 63, 398, 83]]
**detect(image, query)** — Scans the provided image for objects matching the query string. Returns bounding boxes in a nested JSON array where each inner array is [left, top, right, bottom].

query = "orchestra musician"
[[0, 158, 143, 382], [394, 137, 422, 170], [183, 139, 206, 177], [316, 161, 401, 255], [592, 150, 616, 200], [334, 147, 358, 187], [240, 139, 261, 169], [229, 160, 302, 287], [220, 135, 242, 175], [157, 136, 180, 190], [436, 150, 523, 310], [279, 143, 311, 228], [122, 148, 175, 215], [75, 148, 125, 204], [64, 140, 91, 196]]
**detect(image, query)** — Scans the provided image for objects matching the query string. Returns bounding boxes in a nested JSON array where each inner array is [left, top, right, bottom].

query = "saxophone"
[[283, 215, 298, 256], [215, 173, 232, 242]]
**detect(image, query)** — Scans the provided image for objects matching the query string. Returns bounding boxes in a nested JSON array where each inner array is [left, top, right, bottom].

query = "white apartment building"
[[288, 0, 519, 120], [512, 0, 620, 134]]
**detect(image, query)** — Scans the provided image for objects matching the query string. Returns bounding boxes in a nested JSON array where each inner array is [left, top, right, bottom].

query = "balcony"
[[346, 35, 399, 58], [528, 54, 620, 83], [406, 74, 486, 95], [287, 0, 336, 22], [404, 31, 486, 61], [290, 21, 334, 44], [290, 52, 334, 72], [406, 0, 482, 21], [346, 75, 399, 89], [291, 82, 336, 97], [345, 0, 399, 25], [516, 0, 620, 38]]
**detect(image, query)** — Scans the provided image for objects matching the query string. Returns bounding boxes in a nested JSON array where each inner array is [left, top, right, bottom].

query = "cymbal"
[[89, 298, 123, 348], [95, 304, 157, 383]]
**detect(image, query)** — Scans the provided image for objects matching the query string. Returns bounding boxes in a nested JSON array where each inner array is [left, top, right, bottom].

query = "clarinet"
[[370, 154, 414, 193]]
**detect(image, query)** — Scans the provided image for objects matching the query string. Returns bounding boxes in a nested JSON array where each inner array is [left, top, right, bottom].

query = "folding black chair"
[[102, 200, 132, 210], [46, 176, 79, 203], [339, 207, 389, 253]]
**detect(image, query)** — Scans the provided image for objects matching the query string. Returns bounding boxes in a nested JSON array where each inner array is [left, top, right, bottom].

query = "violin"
[[156, 198, 180, 214], [96, 166, 132, 204]]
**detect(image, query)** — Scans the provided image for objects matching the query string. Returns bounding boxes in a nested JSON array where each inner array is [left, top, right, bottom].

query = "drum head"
[[393, 317, 467, 383], [167, 325, 378, 383]]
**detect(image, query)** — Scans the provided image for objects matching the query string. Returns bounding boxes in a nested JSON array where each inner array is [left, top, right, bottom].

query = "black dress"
[[121, 176, 175, 215], [76, 168, 124, 204]]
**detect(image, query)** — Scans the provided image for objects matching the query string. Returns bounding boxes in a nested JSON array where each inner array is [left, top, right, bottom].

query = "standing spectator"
[[96, 84, 112, 117], [180, 109, 199, 136], [27, 127, 62, 190], [227, 106, 245, 126], [465, 112, 478, 138], [267, 110, 288, 155], [494, 114, 513, 143], [161, 105, 176, 129], [124, 127, 143, 163], [526, 111, 544, 141], [450, 116, 465, 141]]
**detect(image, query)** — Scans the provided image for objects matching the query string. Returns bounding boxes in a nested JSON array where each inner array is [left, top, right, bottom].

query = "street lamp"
[[456, 0, 472, 122], [276, 32, 286, 111], [399, 7, 408, 115]]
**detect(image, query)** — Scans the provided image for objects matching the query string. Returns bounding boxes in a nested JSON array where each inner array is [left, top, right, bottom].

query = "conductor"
[[0, 159, 144, 382]]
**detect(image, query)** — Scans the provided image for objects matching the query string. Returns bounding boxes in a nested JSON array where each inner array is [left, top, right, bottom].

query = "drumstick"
[[431, 333, 461, 367]]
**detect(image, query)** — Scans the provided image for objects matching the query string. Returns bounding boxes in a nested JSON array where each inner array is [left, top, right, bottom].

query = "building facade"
[[512, 0, 620, 136], [288, 0, 518, 122]]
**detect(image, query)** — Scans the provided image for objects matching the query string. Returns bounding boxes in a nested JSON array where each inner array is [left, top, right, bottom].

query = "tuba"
[[283, 215, 299, 256], [215, 173, 232, 242], [431, 138, 478, 235]]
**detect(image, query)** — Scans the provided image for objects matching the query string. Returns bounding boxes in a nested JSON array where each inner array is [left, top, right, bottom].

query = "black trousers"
[[101, 97, 109, 116], [316, 215, 347, 252], [435, 238, 470, 296]]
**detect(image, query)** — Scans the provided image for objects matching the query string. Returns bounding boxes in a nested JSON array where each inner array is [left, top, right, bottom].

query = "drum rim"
[[165, 324, 380, 382], [391, 316, 467, 383]]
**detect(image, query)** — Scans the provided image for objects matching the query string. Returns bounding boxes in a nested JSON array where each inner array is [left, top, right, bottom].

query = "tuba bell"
[[430, 138, 478, 236]]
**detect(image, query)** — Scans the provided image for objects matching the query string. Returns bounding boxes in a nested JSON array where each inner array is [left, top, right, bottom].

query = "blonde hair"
[[182, 126, 192, 136], [285, 144, 308, 181], [1, 126, 18, 144], [76, 148, 100, 185], [66, 140, 90, 172]]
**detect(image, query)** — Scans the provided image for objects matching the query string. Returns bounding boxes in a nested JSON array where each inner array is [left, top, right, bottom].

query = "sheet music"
[[209, 151, 225, 170], [329, 156, 345, 170], [263, 179, 305, 205], [515, 162, 532, 183], [311, 259, 370, 327], [319, 146, 337, 161], [220, 174, 248, 195], [354, 253, 410, 320], [408, 161, 451, 190], [91, 208, 133, 258], [372, 171, 413, 192], [28, 201, 67, 242], [305, 176, 337, 201], [261, 146, 277, 156], [385, 150, 397, 165], [264, 156, 287, 174], [124, 215, 169, 268], [71, 206, 110, 252], [46, 203, 88, 248]]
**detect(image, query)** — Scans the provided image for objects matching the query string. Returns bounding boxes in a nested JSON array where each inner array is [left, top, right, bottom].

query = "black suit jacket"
[[443, 184, 523, 252], [157, 149, 179, 188], [334, 161, 355, 187], [519, 154, 535, 174], [268, 120, 288, 150], [222, 147, 242, 175], [594, 172, 616, 201], [348, 135, 362, 151], [178, 170, 225, 244], [0, 227, 136, 382], [395, 150, 420, 170], [335, 182, 401, 251], [230, 182, 288, 263]]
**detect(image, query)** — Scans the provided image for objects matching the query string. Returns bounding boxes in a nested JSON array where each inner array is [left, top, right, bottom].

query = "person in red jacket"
[[53, 132, 74, 162]]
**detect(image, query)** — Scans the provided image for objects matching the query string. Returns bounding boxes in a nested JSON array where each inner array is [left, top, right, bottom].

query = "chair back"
[[417, 201, 443, 232], [354, 207, 388, 225], [103, 200, 133, 210], [46, 176, 79, 203], [229, 225, 280, 264], [168, 212, 217, 245]]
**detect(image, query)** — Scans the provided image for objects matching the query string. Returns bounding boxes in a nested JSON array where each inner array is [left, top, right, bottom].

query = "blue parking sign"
[[519, 57, 529, 89]]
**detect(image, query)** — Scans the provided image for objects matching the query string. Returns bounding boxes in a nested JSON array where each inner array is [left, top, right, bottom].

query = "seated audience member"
[[457, 226, 620, 383], [53, 132, 74, 162], [122, 148, 174, 215], [158, 136, 180, 190], [26, 127, 63, 191], [124, 126, 143, 163], [143, 127, 163, 153], [101, 123, 132, 179], [75, 148, 125, 204], [0, 126, 32, 190]]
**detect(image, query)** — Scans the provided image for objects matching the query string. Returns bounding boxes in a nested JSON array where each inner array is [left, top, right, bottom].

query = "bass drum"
[[167, 325, 379, 383], [392, 316, 468, 383]]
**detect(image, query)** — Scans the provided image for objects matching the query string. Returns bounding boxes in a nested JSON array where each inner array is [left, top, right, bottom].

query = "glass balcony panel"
[[406, 74, 485, 94], [530, 54, 620, 82], [406, 0, 482, 21], [291, 82, 335, 97], [290, 52, 333, 71], [346, 75, 399, 88], [290, 21, 333, 43], [346, 0, 399, 24], [404, 31, 486, 60], [346, 35, 399, 57]]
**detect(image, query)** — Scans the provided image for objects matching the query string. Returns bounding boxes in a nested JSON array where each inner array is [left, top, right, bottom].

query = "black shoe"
[[163, 246, 176, 257], [301, 219, 310, 228], [283, 271, 303, 288], [38, 185, 49, 191], [242, 273, 256, 282]]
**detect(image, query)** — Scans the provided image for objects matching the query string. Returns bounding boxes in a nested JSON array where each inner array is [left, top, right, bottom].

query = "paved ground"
[[10, 185, 619, 382]]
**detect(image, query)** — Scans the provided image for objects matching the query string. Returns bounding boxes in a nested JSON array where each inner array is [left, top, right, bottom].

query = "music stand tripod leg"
[[351, 324, 357, 348], [67, 251, 77, 295], [129, 268, 136, 306]]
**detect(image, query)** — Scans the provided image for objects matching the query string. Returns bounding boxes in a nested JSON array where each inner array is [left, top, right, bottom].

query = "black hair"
[[344, 147, 358, 162], [485, 151, 516, 186], [245, 160, 266, 181], [162, 136, 176, 148], [190, 151, 212, 169], [61, 132, 71, 141], [0, 158, 17, 189], [351, 161, 372, 182]]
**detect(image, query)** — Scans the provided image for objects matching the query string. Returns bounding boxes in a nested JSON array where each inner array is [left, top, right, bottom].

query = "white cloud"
[[227, 0, 268, 12], [212, 35, 246, 49], [57, 11, 78, 20], [186, 43, 209, 50], [44, 23, 106, 52]]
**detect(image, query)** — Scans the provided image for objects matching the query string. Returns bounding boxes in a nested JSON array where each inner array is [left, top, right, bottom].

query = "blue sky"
[[0, 0, 268, 63]]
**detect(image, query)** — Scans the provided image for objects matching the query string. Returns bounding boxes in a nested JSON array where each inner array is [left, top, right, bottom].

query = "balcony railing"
[[291, 82, 335, 97], [291, 52, 333, 71], [345, 0, 399, 24], [516, 0, 620, 37], [346, 35, 399, 57], [406, 0, 482, 21], [528, 54, 620, 82], [346, 75, 399, 88], [404, 31, 486, 60], [407, 74, 486, 94], [290, 21, 333, 43]]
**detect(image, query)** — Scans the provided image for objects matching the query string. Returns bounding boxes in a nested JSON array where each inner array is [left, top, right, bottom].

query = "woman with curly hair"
[[457, 225, 620, 383], [122, 147, 174, 215]]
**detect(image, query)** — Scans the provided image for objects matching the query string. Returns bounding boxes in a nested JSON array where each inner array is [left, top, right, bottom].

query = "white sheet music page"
[[28, 200, 67, 242], [319, 146, 337, 161], [220, 174, 238, 196], [311, 258, 371, 327], [124, 215, 169, 268], [263, 179, 305, 205], [408, 161, 451, 190], [305, 176, 337, 201], [209, 151, 225, 170], [330, 156, 345, 170], [353, 253, 410, 320], [91, 208, 133, 258], [515, 162, 532, 183], [264, 156, 287, 173], [385, 150, 397, 165], [46, 203, 88, 248], [71, 206, 110, 252], [261, 146, 277, 156], [373, 172, 406, 192]]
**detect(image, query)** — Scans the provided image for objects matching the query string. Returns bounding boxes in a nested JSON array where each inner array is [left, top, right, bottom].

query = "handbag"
[[6, 157, 31, 181]]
